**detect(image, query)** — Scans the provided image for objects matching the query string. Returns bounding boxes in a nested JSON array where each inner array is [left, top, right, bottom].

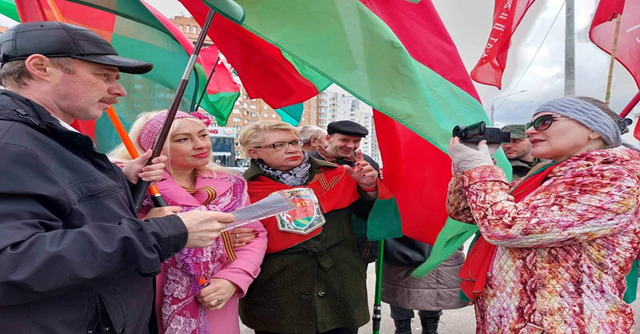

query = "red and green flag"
[[142, 0, 239, 124], [180, 0, 331, 113], [0, 0, 18, 21], [15, 0, 232, 151], [200, 0, 511, 268]]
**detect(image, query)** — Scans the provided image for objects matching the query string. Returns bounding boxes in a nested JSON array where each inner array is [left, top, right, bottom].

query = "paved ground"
[[240, 263, 640, 333]]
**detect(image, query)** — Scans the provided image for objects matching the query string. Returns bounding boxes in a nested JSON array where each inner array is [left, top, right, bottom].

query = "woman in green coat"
[[238, 121, 380, 334]]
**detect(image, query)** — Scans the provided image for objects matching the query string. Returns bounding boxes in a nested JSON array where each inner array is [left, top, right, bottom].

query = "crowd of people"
[[2, 21, 640, 334]]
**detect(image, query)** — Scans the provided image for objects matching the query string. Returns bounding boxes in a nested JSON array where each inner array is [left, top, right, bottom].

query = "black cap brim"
[[71, 54, 153, 74]]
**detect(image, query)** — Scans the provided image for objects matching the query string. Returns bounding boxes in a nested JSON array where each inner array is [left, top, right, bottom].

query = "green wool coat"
[[239, 157, 370, 334]]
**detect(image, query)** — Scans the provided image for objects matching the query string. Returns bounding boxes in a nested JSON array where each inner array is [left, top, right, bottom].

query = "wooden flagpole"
[[605, 14, 623, 105]]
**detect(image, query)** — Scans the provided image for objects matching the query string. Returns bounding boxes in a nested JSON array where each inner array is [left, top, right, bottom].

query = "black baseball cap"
[[0, 21, 153, 74]]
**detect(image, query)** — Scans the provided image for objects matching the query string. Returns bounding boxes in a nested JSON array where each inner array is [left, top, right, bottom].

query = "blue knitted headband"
[[533, 97, 622, 147]]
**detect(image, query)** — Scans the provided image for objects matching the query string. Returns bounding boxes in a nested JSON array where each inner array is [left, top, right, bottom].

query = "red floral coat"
[[447, 147, 640, 333]]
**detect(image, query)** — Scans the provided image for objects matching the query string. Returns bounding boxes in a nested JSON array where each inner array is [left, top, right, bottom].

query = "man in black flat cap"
[[0, 22, 233, 334], [310, 120, 381, 264], [312, 120, 380, 171]]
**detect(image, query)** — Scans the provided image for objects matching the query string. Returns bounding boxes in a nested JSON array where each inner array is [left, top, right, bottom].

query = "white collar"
[[50, 115, 79, 133]]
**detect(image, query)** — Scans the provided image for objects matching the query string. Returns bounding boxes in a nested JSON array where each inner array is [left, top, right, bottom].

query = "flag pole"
[[195, 54, 221, 111], [564, 0, 575, 96], [45, 0, 64, 21], [132, 9, 217, 210], [619, 91, 640, 118], [104, 106, 168, 207], [372, 240, 385, 334], [605, 14, 623, 105]]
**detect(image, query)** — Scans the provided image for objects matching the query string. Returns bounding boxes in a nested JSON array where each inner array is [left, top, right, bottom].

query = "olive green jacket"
[[239, 157, 370, 334]]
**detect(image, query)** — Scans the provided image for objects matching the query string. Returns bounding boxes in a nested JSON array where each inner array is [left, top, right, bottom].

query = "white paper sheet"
[[222, 190, 295, 231]]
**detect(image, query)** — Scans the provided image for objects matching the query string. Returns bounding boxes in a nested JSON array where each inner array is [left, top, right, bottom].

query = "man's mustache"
[[100, 98, 118, 105]]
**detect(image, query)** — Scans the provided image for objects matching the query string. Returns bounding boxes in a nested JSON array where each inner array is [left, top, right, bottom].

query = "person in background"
[[299, 124, 328, 153], [0, 21, 232, 333], [238, 120, 380, 334], [109, 110, 267, 334], [447, 96, 640, 333], [382, 236, 467, 334], [500, 124, 543, 179]]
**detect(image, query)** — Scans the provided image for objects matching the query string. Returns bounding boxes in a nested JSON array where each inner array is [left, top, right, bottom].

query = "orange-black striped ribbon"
[[315, 173, 340, 191], [184, 185, 237, 262]]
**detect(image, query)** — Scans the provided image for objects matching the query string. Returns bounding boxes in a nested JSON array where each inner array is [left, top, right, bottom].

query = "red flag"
[[592, 0, 626, 23], [470, 0, 537, 89], [590, 0, 639, 89]]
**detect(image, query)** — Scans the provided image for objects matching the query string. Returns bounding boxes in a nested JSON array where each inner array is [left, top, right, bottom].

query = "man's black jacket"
[[0, 90, 187, 334]]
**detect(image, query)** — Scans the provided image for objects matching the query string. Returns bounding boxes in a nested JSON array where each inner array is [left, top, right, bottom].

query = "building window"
[[263, 113, 268, 117], [263, 106, 268, 110], [271, 114, 276, 118], [233, 109, 240, 114], [233, 117, 240, 122], [251, 112, 258, 117], [250, 105, 257, 110], [193, 26, 198, 34], [180, 24, 184, 31], [244, 119, 249, 123]]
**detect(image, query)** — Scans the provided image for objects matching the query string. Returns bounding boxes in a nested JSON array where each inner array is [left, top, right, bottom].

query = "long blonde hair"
[[107, 110, 231, 176]]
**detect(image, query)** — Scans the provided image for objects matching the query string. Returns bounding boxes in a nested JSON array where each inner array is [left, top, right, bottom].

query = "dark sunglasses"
[[525, 114, 570, 131]]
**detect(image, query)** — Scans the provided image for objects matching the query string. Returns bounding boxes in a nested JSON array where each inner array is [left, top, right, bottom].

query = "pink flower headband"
[[137, 111, 212, 151]]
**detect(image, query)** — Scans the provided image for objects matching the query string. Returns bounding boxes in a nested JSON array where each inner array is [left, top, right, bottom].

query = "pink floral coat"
[[447, 147, 640, 333], [140, 170, 267, 334]]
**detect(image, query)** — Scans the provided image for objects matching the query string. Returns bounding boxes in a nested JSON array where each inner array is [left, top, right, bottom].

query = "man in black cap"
[[310, 120, 381, 264], [0, 22, 233, 333], [312, 119, 380, 171]]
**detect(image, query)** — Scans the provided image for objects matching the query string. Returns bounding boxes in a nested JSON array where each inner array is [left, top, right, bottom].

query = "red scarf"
[[247, 165, 361, 253], [460, 163, 557, 301]]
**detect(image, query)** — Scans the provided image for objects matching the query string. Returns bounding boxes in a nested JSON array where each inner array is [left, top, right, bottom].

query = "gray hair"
[[298, 125, 326, 144], [0, 57, 76, 88]]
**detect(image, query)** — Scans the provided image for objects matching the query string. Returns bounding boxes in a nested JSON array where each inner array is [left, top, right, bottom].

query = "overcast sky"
[[5, 0, 638, 141]]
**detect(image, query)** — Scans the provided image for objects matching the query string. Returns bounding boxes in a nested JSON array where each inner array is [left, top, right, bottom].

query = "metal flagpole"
[[372, 239, 385, 334], [104, 106, 168, 207], [619, 91, 640, 118], [564, 0, 575, 96], [132, 9, 217, 210], [195, 54, 221, 111]]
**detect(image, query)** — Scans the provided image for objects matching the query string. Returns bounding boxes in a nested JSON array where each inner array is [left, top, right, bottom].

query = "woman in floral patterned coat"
[[447, 96, 640, 333], [110, 111, 267, 334]]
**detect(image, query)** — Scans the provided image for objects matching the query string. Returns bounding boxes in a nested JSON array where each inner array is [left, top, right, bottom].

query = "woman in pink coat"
[[447, 97, 640, 333], [109, 110, 267, 334]]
